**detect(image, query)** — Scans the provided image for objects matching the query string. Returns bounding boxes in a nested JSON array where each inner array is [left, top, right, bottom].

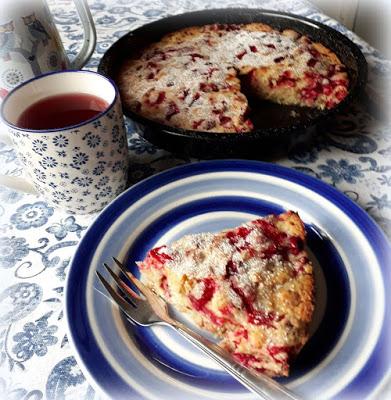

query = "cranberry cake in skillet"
[[137, 211, 314, 377], [119, 22, 349, 133]]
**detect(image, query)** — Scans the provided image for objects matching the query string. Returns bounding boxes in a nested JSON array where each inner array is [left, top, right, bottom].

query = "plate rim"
[[65, 160, 391, 399]]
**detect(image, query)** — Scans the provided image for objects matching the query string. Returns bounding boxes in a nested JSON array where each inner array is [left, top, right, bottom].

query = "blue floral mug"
[[0, 70, 129, 214]]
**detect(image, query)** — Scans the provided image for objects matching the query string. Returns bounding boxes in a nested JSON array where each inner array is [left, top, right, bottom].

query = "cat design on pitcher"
[[5, 13, 50, 75], [0, 16, 43, 75], [22, 13, 51, 47], [0, 0, 96, 104], [0, 20, 16, 62]]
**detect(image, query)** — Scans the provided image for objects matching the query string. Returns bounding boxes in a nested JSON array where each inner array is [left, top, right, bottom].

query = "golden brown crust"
[[312, 41, 342, 65], [277, 211, 306, 238], [242, 22, 275, 33], [160, 26, 206, 45]]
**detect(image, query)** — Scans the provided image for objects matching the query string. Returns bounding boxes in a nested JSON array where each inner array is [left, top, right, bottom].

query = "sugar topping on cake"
[[162, 217, 304, 300], [137, 211, 315, 377], [119, 23, 348, 133]]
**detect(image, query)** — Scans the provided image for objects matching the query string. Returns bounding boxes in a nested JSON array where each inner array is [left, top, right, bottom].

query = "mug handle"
[[0, 175, 38, 195], [0, 136, 37, 194], [69, 0, 97, 69]]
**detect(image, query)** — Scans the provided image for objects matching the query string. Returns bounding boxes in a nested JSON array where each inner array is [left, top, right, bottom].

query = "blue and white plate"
[[66, 160, 391, 400]]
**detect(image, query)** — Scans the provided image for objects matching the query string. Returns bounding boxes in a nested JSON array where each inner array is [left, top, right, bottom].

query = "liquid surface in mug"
[[16, 93, 109, 130]]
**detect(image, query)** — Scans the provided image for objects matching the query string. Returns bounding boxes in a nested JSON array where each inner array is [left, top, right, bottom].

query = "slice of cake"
[[137, 211, 314, 376]]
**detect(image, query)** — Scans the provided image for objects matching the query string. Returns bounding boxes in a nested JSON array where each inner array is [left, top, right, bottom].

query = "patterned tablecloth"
[[0, 0, 390, 399]]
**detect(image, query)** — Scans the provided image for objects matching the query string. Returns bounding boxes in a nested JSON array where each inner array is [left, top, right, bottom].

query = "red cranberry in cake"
[[137, 211, 314, 377], [119, 23, 349, 133]]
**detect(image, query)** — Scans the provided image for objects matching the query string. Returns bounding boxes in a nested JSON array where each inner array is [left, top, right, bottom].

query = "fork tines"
[[103, 262, 142, 301], [96, 270, 139, 314], [112, 257, 148, 295]]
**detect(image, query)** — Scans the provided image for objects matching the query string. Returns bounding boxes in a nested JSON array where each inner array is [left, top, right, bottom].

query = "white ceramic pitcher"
[[0, 0, 96, 100]]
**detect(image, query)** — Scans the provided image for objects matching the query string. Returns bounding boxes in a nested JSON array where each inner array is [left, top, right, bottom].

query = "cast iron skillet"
[[98, 9, 367, 159]]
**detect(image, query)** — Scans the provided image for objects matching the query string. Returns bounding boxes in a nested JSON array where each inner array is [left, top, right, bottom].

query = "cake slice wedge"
[[137, 211, 314, 376]]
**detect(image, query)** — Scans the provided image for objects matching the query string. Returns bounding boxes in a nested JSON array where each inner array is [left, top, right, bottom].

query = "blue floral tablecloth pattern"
[[0, 0, 390, 399]]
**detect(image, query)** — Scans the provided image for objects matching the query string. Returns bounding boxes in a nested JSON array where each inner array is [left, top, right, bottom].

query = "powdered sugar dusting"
[[127, 29, 310, 93], [192, 280, 206, 299], [163, 216, 299, 293], [139, 212, 314, 377], [119, 23, 326, 132], [166, 232, 235, 279], [227, 285, 243, 308], [216, 30, 306, 68]]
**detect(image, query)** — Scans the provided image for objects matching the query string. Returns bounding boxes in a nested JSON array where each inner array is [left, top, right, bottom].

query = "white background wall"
[[311, 0, 391, 57]]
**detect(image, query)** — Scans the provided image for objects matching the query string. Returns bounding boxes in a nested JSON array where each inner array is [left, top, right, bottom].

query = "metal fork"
[[96, 257, 301, 400]]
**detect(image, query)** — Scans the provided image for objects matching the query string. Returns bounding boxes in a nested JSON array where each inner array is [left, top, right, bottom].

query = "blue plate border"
[[66, 160, 391, 399]]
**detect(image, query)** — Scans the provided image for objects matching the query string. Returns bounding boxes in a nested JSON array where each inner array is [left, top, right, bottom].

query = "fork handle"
[[174, 323, 301, 400]]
